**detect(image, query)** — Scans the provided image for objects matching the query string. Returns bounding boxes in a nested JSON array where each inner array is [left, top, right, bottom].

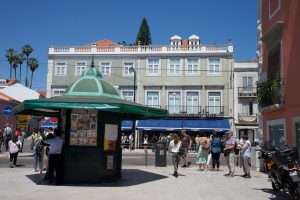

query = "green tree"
[[28, 57, 39, 89], [17, 53, 25, 84], [5, 48, 17, 79], [11, 55, 19, 80], [135, 17, 152, 45], [22, 44, 33, 87]]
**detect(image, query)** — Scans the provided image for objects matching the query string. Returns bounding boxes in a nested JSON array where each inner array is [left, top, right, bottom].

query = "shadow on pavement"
[[25, 168, 168, 187], [253, 188, 291, 200]]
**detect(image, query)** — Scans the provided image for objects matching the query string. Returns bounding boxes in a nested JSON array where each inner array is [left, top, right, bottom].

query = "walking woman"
[[210, 132, 222, 171], [169, 133, 182, 178], [196, 134, 209, 171], [8, 135, 22, 168]]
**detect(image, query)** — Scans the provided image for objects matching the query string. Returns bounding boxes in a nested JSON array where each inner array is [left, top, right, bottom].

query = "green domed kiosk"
[[14, 59, 168, 183]]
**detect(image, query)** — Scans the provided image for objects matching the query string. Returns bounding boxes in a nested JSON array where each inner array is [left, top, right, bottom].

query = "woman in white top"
[[169, 133, 182, 178], [8, 135, 22, 168], [241, 135, 251, 178]]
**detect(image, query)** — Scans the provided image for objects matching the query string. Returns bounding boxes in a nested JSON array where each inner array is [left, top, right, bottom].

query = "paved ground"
[[0, 141, 292, 200], [0, 165, 291, 200]]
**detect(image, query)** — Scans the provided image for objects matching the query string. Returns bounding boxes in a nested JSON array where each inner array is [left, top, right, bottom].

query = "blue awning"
[[182, 119, 230, 131], [136, 119, 183, 131], [121, 120, 133, 131]]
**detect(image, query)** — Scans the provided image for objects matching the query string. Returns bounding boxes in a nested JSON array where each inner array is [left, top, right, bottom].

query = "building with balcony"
[[259, 0, 300, 150], [234, 61, 260, 144], [47, 35, 234, 140]]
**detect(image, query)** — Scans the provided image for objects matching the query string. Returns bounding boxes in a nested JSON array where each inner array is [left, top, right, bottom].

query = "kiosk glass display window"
[[69, 109, 97, 146]]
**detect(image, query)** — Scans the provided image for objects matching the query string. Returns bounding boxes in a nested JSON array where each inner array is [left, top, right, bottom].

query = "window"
[[122, 90, 134, 102], [269, 124, 285, 147], [123, 62, 134, 76], [146, 91, 159, 108], [186, 92, 199, 114], [208, 59, 220, 76], [268, 39, 281, 79], [208, 92, 221, 114], [243, 77, 254, 93], [186, 59, 199, 75], [168, 92, 181, 114], [75, 62, 86, 76], [52, 89, 65, 97], [147, 59, 160, 75], [55, 63, 66, 76], [241, 99, 253, 115], [168, 59, 181, 75], [100, 62, 111, 75]]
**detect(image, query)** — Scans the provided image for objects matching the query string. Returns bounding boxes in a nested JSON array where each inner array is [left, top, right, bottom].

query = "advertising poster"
[[17, 115, 30, 129], [69, 110, 97, 146], [104, 124, 118, 152]]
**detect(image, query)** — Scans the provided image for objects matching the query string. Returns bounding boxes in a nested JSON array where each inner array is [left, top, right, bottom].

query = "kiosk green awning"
[[14, 65, 168, 118], [14, 95, 168, 118]]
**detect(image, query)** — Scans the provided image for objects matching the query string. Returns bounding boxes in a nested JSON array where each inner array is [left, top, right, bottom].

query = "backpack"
[[34, 137, 42, 154]]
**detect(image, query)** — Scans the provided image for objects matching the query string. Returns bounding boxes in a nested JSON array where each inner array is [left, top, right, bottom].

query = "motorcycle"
[[259, 146, 300, 199]]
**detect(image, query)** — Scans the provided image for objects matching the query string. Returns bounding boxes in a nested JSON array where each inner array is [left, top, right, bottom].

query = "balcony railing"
[[238, 113, 257, 124], [238, 87, 257, 97], [164, 105, 202, 115], [49, 44, 232, 54], [205, 106, 224, 116], [257, 78, 284, 108]]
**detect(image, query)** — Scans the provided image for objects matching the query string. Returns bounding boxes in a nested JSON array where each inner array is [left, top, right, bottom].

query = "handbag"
[[178, 144, 185, 156]]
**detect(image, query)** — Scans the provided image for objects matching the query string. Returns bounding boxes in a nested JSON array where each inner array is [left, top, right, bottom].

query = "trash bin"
[[251, 146, 263, 172], [155, 142, 167, 167]]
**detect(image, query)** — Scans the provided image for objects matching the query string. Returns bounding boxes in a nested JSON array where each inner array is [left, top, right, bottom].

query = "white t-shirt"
[[169, 140, 182, 153], [242, 140, 251, 157]]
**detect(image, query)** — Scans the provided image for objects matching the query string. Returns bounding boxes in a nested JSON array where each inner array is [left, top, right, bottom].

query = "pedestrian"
[[168, 133, 182, 178], [41, 128, 64, 185], [206, 134, 212, 170], [8, 135, 22, 168], [128, 133, 134, 151], [241, 135, 251, 178], [0, 128, 3, 151], [181, 129, 192, 167], [3, 123, 12, 151], [151, 134, 158, 152], [143, 134, 149, 149], [20, 128, 27, 152], [195, 134, 209, 171], [121, 133, 127, 149], [32, 130, 43, 172], [223, 131, 237, 177], [210, 132, 222, 171]]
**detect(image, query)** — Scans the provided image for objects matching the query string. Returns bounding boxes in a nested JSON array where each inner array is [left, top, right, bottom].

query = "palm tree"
[[5, 48, 16, 79], [17, 53, 25, 84], [11, 55, 19, 80], [22, 44, 33, 87], [28, 57, 38, 89]]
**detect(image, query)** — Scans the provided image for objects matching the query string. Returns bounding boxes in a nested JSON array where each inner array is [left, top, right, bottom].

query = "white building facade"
[[47, 35, 234, 138], [234, 61, 261, 143]]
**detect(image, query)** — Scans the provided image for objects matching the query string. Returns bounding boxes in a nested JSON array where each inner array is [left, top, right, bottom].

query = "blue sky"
[[0, 0, 258, 91]]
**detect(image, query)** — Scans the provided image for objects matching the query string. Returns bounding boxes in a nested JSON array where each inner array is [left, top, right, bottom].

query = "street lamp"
[[129, 66, 137, 149], [129, 66, 136, 103]]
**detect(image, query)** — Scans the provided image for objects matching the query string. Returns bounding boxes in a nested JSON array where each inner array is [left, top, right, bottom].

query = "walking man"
[[41, 128, 64, 185], [223, 131, 236, 177], [181, 129, 192, 167], [3, 123, 12, 151]]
